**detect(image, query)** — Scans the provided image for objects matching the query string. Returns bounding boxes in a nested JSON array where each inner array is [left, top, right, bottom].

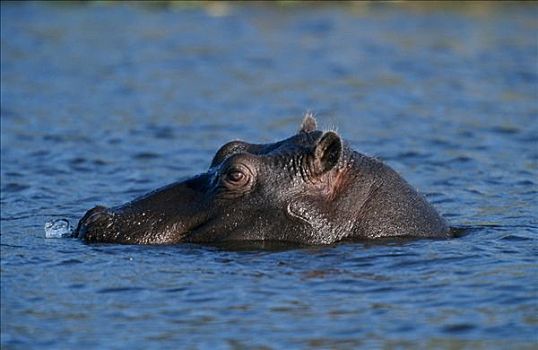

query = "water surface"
[[1, 2, 537, 349]]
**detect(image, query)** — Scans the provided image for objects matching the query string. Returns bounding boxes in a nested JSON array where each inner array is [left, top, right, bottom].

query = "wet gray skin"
[[75, 115, 449, 244]]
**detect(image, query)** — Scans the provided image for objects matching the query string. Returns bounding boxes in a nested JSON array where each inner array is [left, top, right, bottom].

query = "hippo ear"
[[299, 112, 317, 133], [313, 131, 342, 174]]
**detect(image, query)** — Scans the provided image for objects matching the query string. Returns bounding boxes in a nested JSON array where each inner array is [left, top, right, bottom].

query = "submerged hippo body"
[[75, 115, 449, 244]]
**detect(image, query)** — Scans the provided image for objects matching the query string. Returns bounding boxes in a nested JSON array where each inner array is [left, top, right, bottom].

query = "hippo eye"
[[220, 159, 255, 191], [226, 170, 246, 184]]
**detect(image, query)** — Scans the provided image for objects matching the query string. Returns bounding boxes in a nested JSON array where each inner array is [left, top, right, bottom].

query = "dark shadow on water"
[[201, 228, 474, 252], [70, 227, 475, 252], [449, 225, 474, 238], [206, 240, 315, 252]]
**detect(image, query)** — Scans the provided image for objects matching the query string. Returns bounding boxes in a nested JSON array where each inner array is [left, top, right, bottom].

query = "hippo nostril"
[[80, 205, 108, 223], [75, 205, 112, 239], [84, 207, 110, 225]]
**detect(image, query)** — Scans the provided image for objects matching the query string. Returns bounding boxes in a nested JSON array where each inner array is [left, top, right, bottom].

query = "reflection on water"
[[1, 2, 537, 349]]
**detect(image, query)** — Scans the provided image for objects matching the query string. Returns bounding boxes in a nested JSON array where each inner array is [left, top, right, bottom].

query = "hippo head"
[[75, 115, 359, 245], [76, 114, 450, 245]]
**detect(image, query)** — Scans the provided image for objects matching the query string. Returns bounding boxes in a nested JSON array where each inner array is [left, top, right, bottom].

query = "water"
[[44, 218, 73, 238], [1, 2, 537, 349]]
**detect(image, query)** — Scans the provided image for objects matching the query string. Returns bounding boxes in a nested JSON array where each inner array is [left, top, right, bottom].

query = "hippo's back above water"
[[75, 115, 449, 245]]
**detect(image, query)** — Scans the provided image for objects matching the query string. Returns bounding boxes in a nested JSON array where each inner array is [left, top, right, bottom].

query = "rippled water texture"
[[1, 2, 537, 349]]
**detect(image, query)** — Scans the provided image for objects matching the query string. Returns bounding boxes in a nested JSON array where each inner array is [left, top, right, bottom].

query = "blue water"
[[1, 2, 537, 349]]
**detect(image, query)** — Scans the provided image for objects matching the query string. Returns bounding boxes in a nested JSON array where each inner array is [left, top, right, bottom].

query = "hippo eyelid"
[[223, 163, 254, 181], [227, 170, 244, 181]]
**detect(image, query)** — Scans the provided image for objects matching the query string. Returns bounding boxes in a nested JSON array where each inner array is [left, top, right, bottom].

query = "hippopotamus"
[[75, 115, 449, 245]]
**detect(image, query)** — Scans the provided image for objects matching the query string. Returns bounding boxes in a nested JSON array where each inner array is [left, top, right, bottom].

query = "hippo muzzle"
[[75, 173, 216, 244]]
